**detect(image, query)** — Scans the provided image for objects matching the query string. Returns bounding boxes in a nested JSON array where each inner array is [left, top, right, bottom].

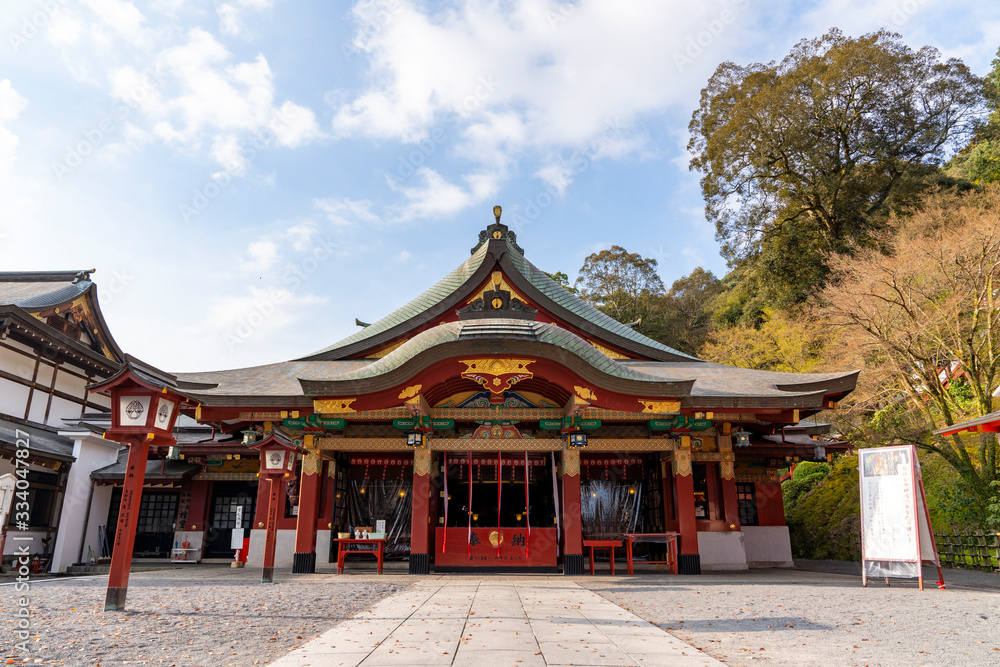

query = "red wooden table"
[[623, 533, 679, 575], [583, 539, 623, 575], [336, 539, 386, 574]]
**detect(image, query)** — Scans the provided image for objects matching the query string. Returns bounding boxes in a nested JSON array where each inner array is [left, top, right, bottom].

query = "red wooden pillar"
[[561, 448, 584, 574], [719, 433, 740, 530], [104, 436, 148, 611], [409, 448, 432, 574], [673, 438, 700, 574], [292, 446, 321, 573], [261, 476, 282, 583]]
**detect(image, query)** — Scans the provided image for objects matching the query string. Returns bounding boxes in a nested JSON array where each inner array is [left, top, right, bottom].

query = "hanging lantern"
[[734, 430, 751, 447]]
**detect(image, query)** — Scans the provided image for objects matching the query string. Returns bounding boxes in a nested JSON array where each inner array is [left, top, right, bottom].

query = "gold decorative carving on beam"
[[431, 439, 563, 452], [317, 438, 411, 452], [467, 271, 523, 304], [413, 448, 432, 476], [588, 340, 630, 360], [398, 384, 422, 400], [302, 451, 321, 476], [720, 451, 735, 480], [639, 400, 681, 414], [433, 407, 564, 420], [316, 437, 678, 453], [673, 449, 692, 477], [459, 358, 535, 395], [563, 448, 580, 477], [314, 398, 357, 414], [574, 386, 597, 401]]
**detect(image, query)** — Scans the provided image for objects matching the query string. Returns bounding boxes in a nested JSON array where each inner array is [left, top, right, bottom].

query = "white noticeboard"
[[858, 445, 943, 590], [375, 520, 386, 534], [231, 506, 245, 549], [0, 474, 15, 528]]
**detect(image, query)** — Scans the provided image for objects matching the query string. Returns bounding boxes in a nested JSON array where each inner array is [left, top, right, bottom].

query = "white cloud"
[[104, 28, 323, 171], [217, 0, 274, 37], [315, 197, 382, 227], [332, 0, 759, 218], [82, 0, 150, 45], [286, 222, 318, 251], [246, 239, 280, 269], [390, 167, 498, 220], [211, 134, 248, 175], [0, 81, 28, 179], [205, 286, 326, 354], [534, 163, 573, 196]]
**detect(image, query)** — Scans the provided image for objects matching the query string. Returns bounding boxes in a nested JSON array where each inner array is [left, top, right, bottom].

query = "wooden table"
[[583, 539, 623, 575], [622, 533, 679, 575], [336, 538, 386, 574]]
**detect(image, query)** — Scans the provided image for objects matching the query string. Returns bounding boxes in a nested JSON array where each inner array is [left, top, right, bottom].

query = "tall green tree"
[[947, 46, 1000, 185], [822, 186, 1000, 518], [654, 267, 724, 356], [575, 246, 665, 327], [689, 29, 984, 308]]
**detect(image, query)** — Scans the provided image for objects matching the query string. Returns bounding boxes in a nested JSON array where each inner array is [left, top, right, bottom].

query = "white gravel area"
[[581, 565, 1000, 666], [0, 566, 407, 666]]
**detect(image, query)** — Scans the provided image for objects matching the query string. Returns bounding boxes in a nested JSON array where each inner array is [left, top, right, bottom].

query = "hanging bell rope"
[[496, 451, 502, 558], [524, 451, 530, 559], [442, 452, 448, 554], [467, 450, 473, 560]]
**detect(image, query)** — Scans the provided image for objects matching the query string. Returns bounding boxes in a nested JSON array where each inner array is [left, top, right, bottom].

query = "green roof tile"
[[301, 243, 490, 358], [507, 251, 699, 361]]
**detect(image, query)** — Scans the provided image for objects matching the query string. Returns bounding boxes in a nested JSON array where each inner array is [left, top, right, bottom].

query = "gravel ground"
[[581, 564, 1000, 667], [0, 566, 407, 666]]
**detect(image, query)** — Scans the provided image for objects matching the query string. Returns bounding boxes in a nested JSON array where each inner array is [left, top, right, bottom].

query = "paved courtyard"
[[270, 578, 718, 666], [2, 562, 998, 666]]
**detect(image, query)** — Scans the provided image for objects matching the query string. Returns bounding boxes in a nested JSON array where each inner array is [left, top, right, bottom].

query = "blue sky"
[[2, 0, 998, 372]]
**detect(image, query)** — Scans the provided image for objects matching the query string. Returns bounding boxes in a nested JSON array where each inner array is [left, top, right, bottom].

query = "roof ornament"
[[355, 318, 371, 328], [471, 204, 525, 256], [72, 269, 95, 284]]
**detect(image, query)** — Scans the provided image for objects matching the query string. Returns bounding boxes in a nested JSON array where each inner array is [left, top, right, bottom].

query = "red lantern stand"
[[88, 359, 185, 612], [250, 434, 305, 583]]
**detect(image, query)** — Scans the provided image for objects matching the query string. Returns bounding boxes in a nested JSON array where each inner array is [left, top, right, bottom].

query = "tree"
[[654, 267, 724, 356], [699, 307, 832, 373], [821, 186, 1000, 518], [689, 29, 984, 304], [575, 246, 665, 326], [543, 271, 578, 293], [946, 46, 1000, 185]]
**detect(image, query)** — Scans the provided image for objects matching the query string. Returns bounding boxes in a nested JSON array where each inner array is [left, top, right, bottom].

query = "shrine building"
[[104, 206, 855, 576], [3, 207, 859, 576]]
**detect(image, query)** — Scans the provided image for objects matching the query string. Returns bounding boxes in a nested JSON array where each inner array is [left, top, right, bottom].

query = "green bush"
[[784, 455, 861, 560]]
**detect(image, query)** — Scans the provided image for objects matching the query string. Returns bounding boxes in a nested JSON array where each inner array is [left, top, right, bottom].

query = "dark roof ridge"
[[0, 270, 94, 282]]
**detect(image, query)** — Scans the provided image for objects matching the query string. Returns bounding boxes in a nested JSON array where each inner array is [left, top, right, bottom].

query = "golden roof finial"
[[493, 205, 502, 224]]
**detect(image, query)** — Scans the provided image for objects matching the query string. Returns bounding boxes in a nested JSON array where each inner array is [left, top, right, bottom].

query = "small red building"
[[97, 209, 859, 575]]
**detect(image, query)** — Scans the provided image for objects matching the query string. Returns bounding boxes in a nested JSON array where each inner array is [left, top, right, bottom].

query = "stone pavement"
[[268, 577, 721, 666]]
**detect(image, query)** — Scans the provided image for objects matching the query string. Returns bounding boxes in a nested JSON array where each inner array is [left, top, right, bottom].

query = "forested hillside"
[[570, 30, 1000, 557]]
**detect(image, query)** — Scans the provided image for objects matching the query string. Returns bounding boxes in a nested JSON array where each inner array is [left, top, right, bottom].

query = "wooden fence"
[[934, 530, 1000, 571]]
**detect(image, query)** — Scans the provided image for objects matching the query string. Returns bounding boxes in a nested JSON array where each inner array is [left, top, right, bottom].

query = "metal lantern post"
[[88, 360, 184, 612]]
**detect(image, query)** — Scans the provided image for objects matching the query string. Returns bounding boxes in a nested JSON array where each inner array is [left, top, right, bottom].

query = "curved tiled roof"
[[300, 242, 491, 359], [328, 319, 680, 384], [0, 273, 91, 308], [506, 251, 699, 361], [621, 361, 859, 399], [298, 227, 698, 362]]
